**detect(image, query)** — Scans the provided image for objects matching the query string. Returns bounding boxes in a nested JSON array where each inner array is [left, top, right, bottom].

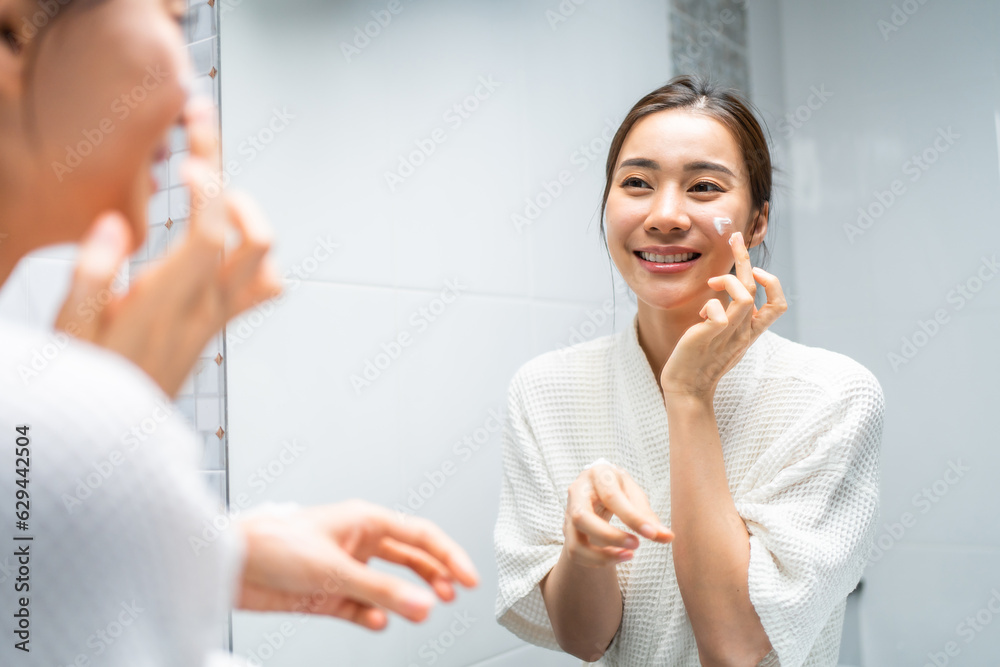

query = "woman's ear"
[[747, 201, 769, 249]]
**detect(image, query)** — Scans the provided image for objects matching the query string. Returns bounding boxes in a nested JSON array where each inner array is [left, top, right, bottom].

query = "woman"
[[0, 1, 477, 664], [494, 75, 884, 666]]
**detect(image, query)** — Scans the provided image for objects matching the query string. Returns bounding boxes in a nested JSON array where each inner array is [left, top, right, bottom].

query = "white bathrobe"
[[0, 320, 246, 666], [494, 315, 884, 666]]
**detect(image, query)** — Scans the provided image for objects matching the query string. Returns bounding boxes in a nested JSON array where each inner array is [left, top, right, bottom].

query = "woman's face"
[[605, 108, 767, 313], [4, 0, 191, 250]]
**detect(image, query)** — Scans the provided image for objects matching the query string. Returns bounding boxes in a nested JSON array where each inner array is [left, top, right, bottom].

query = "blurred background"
[[2, 0, 998, 665]]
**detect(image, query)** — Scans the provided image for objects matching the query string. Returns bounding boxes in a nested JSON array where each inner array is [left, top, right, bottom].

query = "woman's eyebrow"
[[683, 160, 737, 178], [618, 157, 659, 171], [616, 158, 737, 179]]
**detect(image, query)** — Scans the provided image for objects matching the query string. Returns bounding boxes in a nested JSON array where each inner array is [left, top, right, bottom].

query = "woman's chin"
[[635, 288, 701, 313], [117, 200, 149, 255], [124, 172, 155, 250], [128, 223, 148, 254]]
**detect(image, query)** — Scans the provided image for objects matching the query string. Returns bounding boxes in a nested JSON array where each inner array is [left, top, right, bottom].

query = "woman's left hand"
[[659, 231, 788, 399]]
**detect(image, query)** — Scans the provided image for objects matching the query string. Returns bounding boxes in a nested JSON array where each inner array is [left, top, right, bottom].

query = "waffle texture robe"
[[495, 315, 884, 666], [0, 320, 245, 666]]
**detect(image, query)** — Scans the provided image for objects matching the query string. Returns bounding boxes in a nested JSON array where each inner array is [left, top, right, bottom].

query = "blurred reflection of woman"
[[0, 1, 477, 665], [494, 75, 884, 667]]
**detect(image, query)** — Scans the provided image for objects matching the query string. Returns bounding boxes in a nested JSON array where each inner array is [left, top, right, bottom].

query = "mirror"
[[215, 1, 1000, 665]]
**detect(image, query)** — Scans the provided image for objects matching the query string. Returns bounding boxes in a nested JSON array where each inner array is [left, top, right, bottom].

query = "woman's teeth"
[[638, 251, 698, 263]]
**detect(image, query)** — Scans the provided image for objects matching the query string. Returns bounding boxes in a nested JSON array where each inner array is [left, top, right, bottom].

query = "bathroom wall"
[[743, 2, 861, 663], [220, 1, 667, 665], [745, 0, 1000, 664]]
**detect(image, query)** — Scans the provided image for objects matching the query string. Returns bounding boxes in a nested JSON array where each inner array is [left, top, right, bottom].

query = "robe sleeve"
[[493, 370, 567, 651], [734, 366, 885, 667]]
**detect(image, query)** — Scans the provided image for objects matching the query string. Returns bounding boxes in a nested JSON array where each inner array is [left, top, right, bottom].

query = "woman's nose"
[[643, 190, 691, 233]]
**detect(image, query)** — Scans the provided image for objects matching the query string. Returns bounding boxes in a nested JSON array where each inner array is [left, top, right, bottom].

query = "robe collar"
[[612, 314, 772, 508]]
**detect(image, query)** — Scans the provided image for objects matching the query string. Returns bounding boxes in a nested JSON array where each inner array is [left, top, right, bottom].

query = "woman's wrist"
[[662, 387, 715, 412], [559, 539, 626, 571]]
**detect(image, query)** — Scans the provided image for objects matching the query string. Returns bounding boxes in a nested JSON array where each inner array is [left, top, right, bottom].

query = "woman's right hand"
[[563, 462, 673, 567], [236, 500, 480, 629], [54, 98, 282, 398]]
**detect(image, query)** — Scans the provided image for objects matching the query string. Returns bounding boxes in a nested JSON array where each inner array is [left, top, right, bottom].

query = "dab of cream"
[[713, 217, 733, 236]]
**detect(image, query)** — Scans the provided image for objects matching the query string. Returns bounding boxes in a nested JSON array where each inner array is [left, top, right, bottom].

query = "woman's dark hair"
[[601, 73, 776, 270]]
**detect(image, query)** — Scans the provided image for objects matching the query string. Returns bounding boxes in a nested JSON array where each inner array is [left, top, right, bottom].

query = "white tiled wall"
[[220, 1, 668, 665]]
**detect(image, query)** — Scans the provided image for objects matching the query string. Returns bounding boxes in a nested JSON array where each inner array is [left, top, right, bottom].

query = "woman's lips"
[[150, 141, 171, 190], [152, 144, 170, 163], [634, 251, 701, 274]]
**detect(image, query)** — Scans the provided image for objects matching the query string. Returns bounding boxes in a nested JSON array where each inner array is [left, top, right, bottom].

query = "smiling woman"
[[493, 74, 885, 667]]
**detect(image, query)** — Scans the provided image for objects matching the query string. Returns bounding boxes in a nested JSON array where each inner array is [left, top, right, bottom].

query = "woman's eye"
[[621, 177, 650, 189], [2, 27, 21, 54], [691, 182, 723, 193]]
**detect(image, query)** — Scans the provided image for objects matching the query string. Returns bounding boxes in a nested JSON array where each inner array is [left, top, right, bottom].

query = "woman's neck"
[[0, 213, 25, 289], [635, 293, 732, 382], [0, 191, 51, 290], [0, 158, 34, 288]]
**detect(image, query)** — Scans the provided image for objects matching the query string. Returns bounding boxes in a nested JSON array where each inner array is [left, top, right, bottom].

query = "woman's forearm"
[[665, 393, 772, 666], [539, 546, 623, 661]]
